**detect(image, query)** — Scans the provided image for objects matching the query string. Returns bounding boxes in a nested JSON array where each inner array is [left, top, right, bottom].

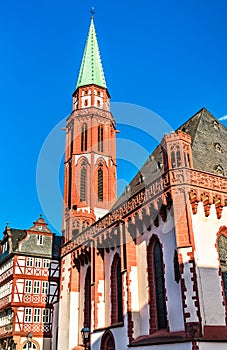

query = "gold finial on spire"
[[90, 7, 95, 19]]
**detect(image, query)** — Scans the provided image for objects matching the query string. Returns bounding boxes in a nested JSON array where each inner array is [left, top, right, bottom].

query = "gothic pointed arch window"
[[80, 162, 87, 202], [98, 125, 104, 152], [81, 123, 88, 152], [147, 237, 167, 332], [84, 266, 91, 329], [100, 330, 115, 350], [111, 254, 123, 324], [170, 144, 181, 168], [98, 162, 103, 202], [218, 233, 227, 301]]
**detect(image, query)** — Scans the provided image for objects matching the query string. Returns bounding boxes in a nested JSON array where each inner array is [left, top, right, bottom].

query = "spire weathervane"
[[90, 7, 95, 18]]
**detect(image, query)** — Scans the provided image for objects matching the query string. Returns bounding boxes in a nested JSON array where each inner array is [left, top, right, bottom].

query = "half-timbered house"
[[0, 216, 61, 350]]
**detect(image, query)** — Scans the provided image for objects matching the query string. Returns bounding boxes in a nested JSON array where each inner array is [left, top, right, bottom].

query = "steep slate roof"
[[76, 17, 107, 90], [113, 108, 227, 208], [177, 107, 227, 176], [0, 228, 27, 262], [10, 229, 27, 251]]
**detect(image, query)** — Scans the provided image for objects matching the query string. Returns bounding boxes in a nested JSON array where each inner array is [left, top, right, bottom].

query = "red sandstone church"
[[0, 12, 227, 350], [58, 13, 227, 350]]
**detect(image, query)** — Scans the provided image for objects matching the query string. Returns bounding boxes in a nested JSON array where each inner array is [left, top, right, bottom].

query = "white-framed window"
[[33, 280, 40, 294], [42, 309, 50, 323], [35, 258, 42, 268], [43, 259, 50, 268], [37, 234, 43, 245], [24, 308, 32, 323], [42, 281, 48, 294], [34, 308, 41, 323], [25, 280, 32, 293], [26, 257, 33, 267]]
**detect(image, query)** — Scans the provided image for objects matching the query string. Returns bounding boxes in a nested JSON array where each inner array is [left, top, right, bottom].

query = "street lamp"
[[81, 325, 90, 350], [26, 333, 32, 349]]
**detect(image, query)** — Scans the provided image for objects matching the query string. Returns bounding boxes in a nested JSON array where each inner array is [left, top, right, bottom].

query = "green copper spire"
[[76, 17, 107, 89]]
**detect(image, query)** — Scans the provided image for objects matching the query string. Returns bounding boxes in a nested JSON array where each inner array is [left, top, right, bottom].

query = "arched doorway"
[[100, 330, 115, 350]]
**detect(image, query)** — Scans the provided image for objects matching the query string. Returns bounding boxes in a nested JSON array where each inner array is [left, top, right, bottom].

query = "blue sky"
[[0, 0, 227, 236]]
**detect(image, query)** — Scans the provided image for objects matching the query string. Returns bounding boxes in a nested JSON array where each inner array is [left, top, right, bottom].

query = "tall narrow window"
[[34, 308, 41, 323], [98, 125, 104, 152], [84, 267, 91, 328], [26, 257, 33, 267], [98, 165, 103, 202], [218, 234, 227, 301], [80, 166, 87, 202], [81, 123, 88, 152], [33, 280, 40, 294], [111, 254, 123, 324], [25, 280, 32, 294], [147, 237, 167, 332], [42, 281, 49, 294], [171, 145, 181, 168], [68, 161, 72, 209], [37, 234, 43, 245], [43, 309, 50, 323], [70, 128, 74, 156], [24, 308, 32, 323]]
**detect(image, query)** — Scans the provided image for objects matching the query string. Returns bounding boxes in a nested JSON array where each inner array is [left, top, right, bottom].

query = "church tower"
[[63, 14, 117, 242]]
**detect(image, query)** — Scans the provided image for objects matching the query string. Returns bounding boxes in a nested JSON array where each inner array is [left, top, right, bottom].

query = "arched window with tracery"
[[147, 237, 167, 332], [98, 163, 103, 202], [170, 144, 181, 168], [98, 125, 104, 152], [111, 254, 123, 324], [100, 330, 115, 350], [81, 123, 88, 152], [80, 162, 87, 202], [84, 267, 91, 329], [218, 233, 227, 302]]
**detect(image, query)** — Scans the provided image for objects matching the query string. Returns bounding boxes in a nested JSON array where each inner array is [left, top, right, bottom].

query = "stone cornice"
[[67, 107, 115, 124]]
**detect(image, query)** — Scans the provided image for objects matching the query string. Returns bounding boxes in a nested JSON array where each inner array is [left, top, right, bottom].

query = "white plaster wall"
[[199, 342, 227, 350], [91, 319, 128, 350], [94, 207, 109, 220], [51, 302, 59, 350], [136, 240, 150, 336], [129, 265, 140, 339], [97, 280, 105, 328], [75, 154, 91, 165], [68, 291, 80, 349], [57, 254, 71, 350], [192, 203, 227, 326]]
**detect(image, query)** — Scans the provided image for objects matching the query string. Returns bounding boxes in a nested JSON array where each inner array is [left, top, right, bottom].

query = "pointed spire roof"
[[76, 17, 107, 90]]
